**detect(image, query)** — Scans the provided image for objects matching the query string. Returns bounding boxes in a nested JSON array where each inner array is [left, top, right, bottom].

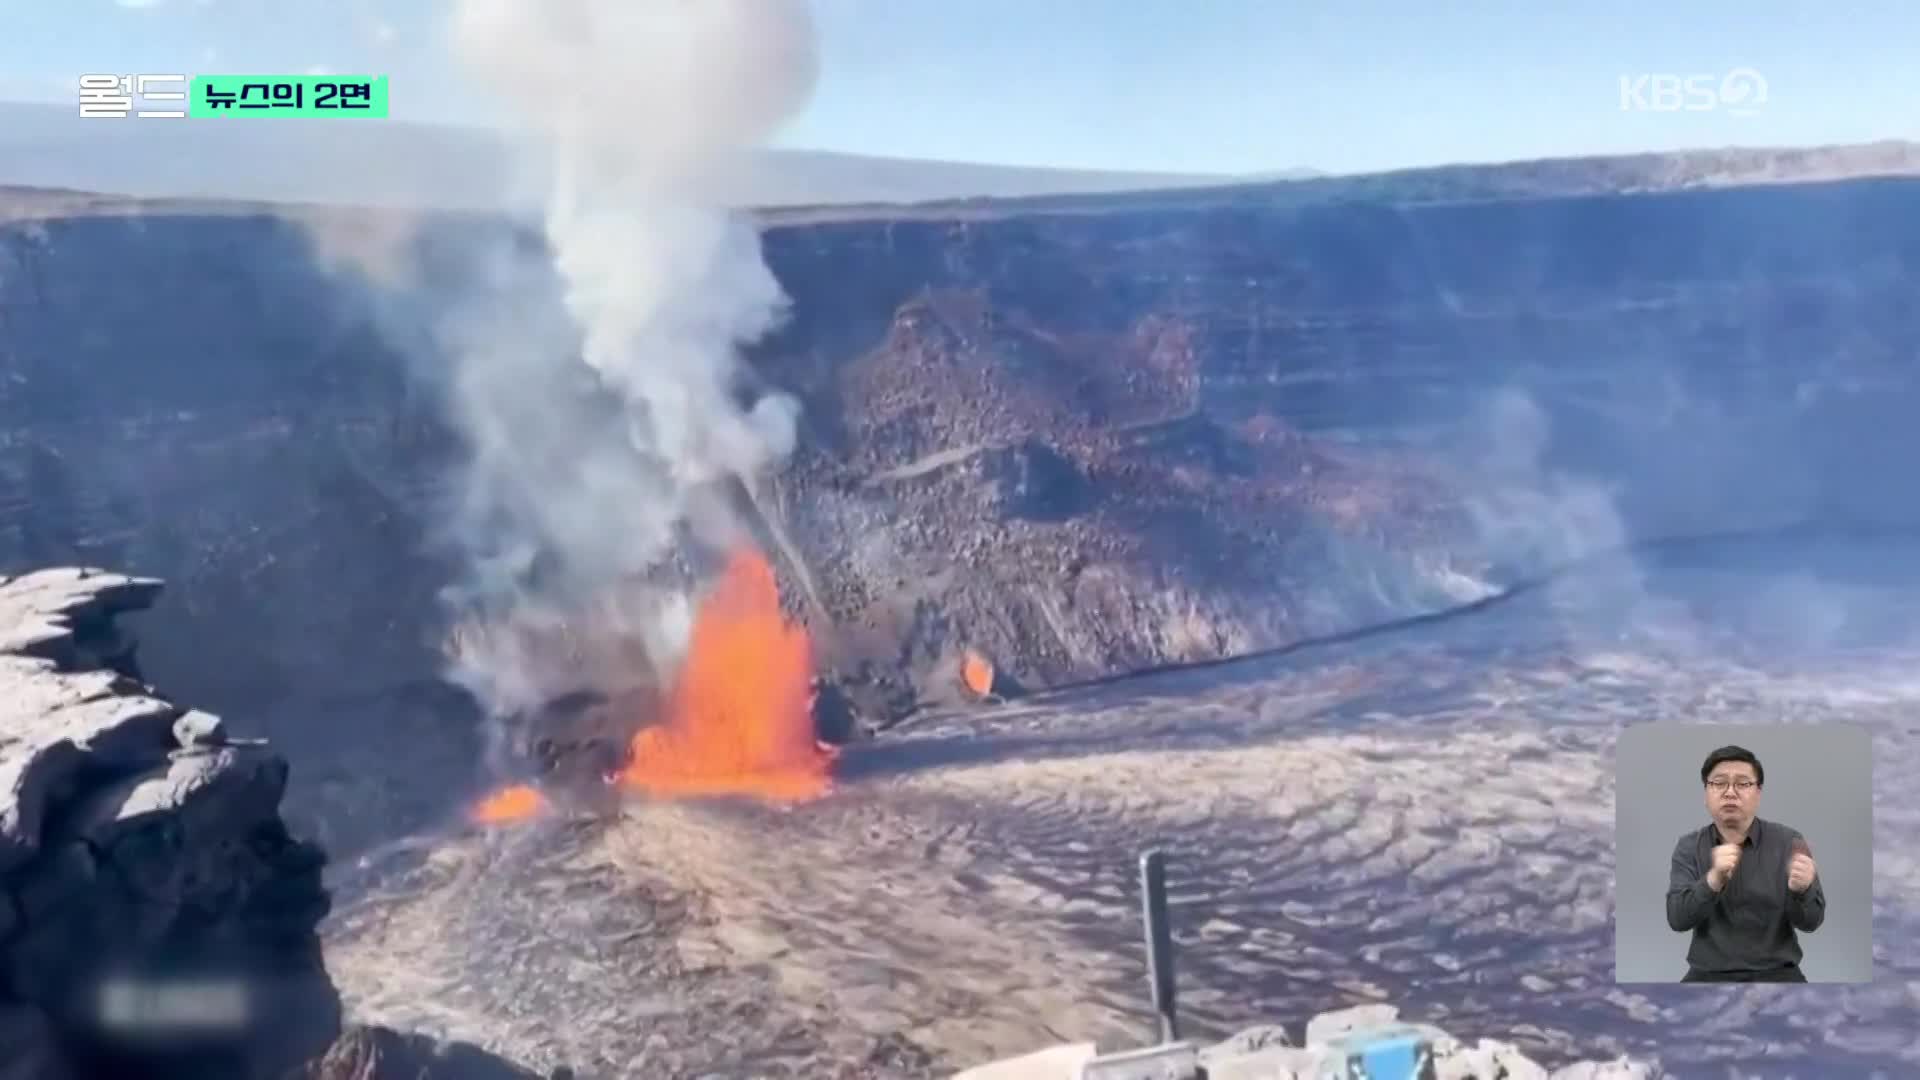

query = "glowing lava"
[[471, 783, 549, 825], [960, 648, 996, 698], [616, 547, 835, 803]]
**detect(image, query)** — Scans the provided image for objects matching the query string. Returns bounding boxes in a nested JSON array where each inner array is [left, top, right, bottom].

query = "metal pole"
[[1139, 849, 1179, 1044]]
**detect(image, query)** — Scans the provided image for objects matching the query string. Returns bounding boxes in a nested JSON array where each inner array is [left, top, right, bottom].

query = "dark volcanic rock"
[[0, 568, 179, 874], [0, 567, 341, 1078], [978, 438, 1091, 522], [0, 567, 555, 1079], [750, 175, 1920, 715], [0, 210, 482, 860]]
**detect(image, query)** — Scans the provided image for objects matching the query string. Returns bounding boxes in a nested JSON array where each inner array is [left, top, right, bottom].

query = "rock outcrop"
[[0, 566, 548, 1080], [0, 566, 339, 1076], [959, 1004, 1661, 1079]]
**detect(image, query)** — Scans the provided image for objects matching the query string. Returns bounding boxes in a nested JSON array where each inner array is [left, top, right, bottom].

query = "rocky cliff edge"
[[0, 566, 544, 1079]]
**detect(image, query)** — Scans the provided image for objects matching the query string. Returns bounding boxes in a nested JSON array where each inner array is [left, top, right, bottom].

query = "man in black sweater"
[[1665, 745, 1826, 982]]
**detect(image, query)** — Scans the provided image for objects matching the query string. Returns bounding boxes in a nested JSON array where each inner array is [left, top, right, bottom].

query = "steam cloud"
[[428, 0, 819, 728], [1453, 386, 1685, 649]]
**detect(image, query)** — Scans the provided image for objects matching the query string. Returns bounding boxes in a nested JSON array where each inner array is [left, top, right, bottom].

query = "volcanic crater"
[[5, 145, 1920, 1077]]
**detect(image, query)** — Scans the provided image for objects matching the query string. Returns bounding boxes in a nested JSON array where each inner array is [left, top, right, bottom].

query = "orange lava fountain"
[[615, 547, 835, 803], [471, 782, 548, 825], [960, 648, 996, 698]]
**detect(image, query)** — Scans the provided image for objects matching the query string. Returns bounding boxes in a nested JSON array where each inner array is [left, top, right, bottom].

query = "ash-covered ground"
[[320, 534, 1920, 1080]]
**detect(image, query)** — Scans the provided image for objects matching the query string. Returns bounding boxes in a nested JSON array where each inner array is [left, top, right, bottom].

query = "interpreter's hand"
[[1788, 837, 1816, 894], [1707, 843, 1742, 891]]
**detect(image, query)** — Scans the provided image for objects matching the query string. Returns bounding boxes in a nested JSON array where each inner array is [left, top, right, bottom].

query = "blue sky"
[[2, 0, 1914, 175]]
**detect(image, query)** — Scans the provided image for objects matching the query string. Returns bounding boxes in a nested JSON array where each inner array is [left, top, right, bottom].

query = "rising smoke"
[[423, 0, 820, 727], [1457, 384, 1720, 655]]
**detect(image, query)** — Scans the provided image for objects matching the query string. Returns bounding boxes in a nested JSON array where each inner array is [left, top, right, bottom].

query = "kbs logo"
[[1618, 67, 1768, 117]]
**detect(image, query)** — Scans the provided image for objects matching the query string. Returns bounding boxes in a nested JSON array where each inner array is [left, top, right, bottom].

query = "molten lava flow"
[[960, 648, 996, 698], [471, 783, 548, 825], [617, 548, 834, 803]]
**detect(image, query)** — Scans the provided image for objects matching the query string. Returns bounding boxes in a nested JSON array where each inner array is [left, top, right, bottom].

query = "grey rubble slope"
[[0, 566, 542, 1080]]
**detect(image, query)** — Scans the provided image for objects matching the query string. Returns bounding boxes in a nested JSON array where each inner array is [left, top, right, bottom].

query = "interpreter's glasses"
[[1707, 778, 1757, 793]]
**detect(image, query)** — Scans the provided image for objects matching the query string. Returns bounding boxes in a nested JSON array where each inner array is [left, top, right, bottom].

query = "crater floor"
[[321, 540, 1920, 1079]]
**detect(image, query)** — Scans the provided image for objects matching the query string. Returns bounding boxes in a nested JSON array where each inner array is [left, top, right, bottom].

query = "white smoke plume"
[[431, 0, 819, 723], [1456, 386, 1701, 655]]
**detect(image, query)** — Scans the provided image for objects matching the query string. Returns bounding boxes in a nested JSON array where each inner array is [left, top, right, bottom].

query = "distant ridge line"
[[1, 137, 1914, 225]]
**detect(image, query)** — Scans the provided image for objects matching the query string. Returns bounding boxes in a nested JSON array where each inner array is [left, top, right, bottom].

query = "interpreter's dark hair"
[[1701, 745, 1764, 787]]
